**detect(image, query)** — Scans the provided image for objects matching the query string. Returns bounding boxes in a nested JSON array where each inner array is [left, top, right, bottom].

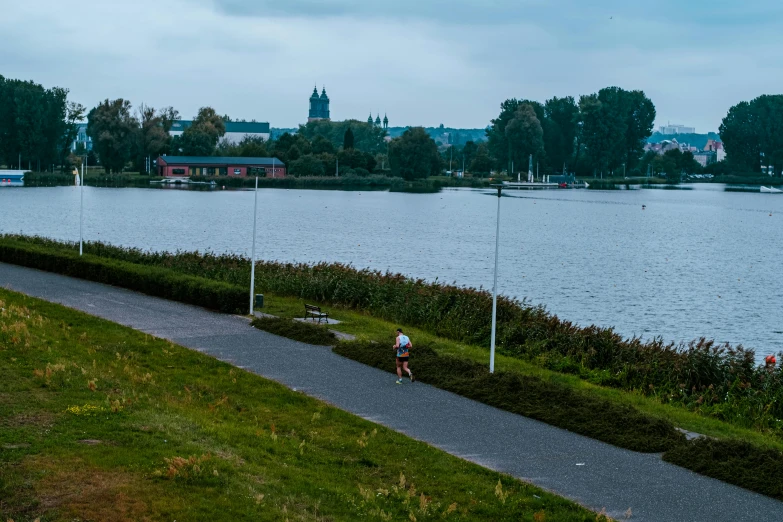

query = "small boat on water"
[[760, 186, 782, 193]]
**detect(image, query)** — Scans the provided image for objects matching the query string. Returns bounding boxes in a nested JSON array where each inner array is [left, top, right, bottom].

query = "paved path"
[[2, 262, 781, 522]]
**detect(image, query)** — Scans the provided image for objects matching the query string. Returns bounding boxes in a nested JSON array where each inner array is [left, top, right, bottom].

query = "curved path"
[[2, 262, 781, 522]]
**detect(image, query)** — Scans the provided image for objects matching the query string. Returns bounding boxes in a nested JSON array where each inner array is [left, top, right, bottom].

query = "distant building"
[[71, 123, 93, 152], [308, 86, 331, 122], [645, 139, 683, 154], [659, 123, 696, 135], [693, 150, 717, 167], [156, 156, 285, 178], [169, 120, 270, 144]]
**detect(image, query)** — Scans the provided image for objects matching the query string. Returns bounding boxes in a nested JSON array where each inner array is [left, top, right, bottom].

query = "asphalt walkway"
[[2, 262, 781, 521]]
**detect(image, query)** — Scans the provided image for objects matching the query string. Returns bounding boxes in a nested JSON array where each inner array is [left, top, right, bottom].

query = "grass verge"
[[250, 316, 337, 346], [0, 288, 602, 521]]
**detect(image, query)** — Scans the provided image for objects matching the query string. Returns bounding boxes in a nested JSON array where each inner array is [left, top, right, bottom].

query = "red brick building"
[[156, 156, 286, 178]]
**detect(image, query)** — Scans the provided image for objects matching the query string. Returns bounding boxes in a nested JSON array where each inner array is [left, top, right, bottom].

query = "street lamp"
[[249, 175, 259, 314], [79, 155, 85, 256], [489, 184, 503, 373]]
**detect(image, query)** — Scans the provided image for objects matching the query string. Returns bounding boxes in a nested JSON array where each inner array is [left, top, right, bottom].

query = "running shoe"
[[395, 379, 403, 385], [409, 373, 415, 382]]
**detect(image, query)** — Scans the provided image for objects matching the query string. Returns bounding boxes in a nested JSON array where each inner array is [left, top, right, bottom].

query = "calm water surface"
[[1, 184, 781, 359]]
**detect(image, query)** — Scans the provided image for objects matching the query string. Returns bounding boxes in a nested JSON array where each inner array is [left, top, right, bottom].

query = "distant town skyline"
[[2, 1, 781, 132]]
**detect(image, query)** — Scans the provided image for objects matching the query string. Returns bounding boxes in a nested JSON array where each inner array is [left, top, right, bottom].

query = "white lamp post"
[[489, 184, 503, 373], [249, 175, 259, 314], [79, 157, 85, 256]]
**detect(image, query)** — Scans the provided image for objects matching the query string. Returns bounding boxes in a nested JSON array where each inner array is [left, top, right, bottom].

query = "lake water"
[[1, 184, 781, 359]]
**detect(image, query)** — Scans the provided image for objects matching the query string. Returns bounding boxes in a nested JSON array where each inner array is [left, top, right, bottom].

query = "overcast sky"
[[2, 1, 781, 132]]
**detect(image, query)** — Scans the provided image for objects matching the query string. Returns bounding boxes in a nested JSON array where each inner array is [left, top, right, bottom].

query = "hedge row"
[[333, 340, 685, 453], [0, 240, 246, 313], [663, 438, 783, 501]]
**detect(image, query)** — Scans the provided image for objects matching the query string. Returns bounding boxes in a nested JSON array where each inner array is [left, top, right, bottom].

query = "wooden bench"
[[304, 304, 329, 324]]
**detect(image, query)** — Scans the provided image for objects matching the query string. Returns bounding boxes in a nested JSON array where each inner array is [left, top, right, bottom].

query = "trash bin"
[[254, 294, 264, 308]]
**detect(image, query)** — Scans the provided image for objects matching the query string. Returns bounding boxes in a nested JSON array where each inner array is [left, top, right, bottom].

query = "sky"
[[2, 1, 782, 132]]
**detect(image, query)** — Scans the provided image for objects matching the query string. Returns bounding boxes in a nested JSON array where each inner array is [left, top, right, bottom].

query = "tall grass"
[[3, 234, 783, 434]]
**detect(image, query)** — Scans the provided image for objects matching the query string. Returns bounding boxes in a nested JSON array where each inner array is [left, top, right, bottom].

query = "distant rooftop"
[[170, 121, 270, 133], [158, 156, 284, 166]]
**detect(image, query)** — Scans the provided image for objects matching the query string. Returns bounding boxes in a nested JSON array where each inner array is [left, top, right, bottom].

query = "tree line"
[[3, 74, 781, 180], [0, 75, 84, 171]]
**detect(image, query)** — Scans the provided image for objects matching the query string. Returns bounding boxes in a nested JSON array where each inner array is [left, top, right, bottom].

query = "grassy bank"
[[0, 289, 602, 521], [5, 236, 783, 498], [4, 235, 783, 437]]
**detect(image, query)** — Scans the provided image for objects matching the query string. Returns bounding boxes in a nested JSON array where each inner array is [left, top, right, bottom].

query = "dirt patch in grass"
[[2, 411, 56, 429], [31, 457, 152, 521], [251, 316, 338, 346]]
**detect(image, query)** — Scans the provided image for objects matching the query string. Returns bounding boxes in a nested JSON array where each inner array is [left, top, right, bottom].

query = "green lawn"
[[0, 289, 603, 521], [263, 293, 783, 452]]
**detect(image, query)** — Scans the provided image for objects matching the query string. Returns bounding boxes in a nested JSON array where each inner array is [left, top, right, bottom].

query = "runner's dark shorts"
[[396, 356, 409, 363]]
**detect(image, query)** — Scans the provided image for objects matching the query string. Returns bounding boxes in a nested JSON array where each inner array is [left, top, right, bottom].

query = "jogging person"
[[393, 328, 414, 384]]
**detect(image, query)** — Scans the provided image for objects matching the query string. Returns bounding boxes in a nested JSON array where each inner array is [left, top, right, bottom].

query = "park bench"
[[304, 304, 329, 324]]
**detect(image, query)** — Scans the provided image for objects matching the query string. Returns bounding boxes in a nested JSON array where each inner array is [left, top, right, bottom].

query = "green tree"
[[388, 127, 441, 180], [87, 98, 138, 173], [622, 89, 656, 170], [577, 87, 655, 176], [289, 154, 325, 177], [469, 143, 493, 176], [311, 135, 335, 155], [462, 140, 478, 169], [504, 104, 544, 173], [487, 98, 544, 172], [136, 104, 178, 173], [178, 107, 226, 156], [300, 119, 386, 153], [720, 95, 783, 175], [0, 77, 73, 171], [543, 96, 579, 172], [343, 127, 355, 150]]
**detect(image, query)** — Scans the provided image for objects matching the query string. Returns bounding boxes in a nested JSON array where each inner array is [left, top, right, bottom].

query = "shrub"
[[250, 317, 337, 346], [0, 239, 246, 313], [663, 438, 783, 500], [333, 340, 684, 453]]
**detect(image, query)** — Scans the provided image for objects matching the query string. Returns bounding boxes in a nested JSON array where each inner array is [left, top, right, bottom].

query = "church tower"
[[383, 114, 388, 130], [308, 86, 331, 122]]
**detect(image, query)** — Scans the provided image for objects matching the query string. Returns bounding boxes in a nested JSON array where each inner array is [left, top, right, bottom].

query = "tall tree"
[[461, 140, 478, 169], [721, 95, 783, 175], [504, 104, 544, 173], [720, 101, 761, 173], [622, 89, 656, 170], [86, 98, 138, 173], [343, 127, 355, 150], [136, 104, 178, 172], [543, 96, 579, 172], [487, 98, 544, 172], [388, 127, 441, 180]]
